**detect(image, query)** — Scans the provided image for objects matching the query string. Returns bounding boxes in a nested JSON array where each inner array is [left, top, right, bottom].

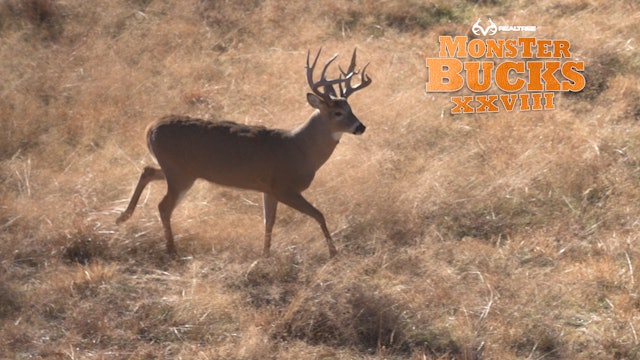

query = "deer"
[[115, 48, 372, 259]]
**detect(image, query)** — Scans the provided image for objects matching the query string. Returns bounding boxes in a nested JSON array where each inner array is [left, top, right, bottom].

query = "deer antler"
[[338, 48, 371, 99], [306, 48, 373, 102], [306, 48, 345, 102]]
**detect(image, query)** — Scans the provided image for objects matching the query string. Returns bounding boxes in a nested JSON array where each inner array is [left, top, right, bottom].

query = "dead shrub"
[[274, 280, 352, 348], [0, 0, 64, 41], [326, 0, 465, 36], [563, 54, 619, 102], [63, 234, 109, 265], [197, 0, 262, 38], [274, 279, 460, 356], [0, 281, 22, 319], [513, 321, 565, 359], [424, 195, 540, 243], [348, 285, 408, 351]]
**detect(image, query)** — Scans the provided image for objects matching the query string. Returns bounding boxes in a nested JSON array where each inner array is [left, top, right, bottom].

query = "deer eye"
[[334, 111, 343, 117]]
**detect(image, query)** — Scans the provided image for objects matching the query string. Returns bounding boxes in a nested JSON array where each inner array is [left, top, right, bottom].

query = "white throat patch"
[[332, 132, 343, 142]]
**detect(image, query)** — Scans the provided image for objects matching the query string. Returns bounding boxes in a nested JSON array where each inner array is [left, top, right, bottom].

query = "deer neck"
[[290, 111, 339, 171]]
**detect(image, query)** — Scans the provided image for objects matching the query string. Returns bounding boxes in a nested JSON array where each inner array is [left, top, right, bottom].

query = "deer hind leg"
[[262, 193, 279, 258], [116, 166, 165, 225], [276, 192, 338, 258], [158, 176, 194, 257]]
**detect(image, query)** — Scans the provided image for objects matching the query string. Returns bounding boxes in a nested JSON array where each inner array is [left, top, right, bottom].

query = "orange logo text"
[[425, 36, 586, 114]]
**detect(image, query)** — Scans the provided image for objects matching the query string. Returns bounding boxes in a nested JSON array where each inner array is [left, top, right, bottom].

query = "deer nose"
[[353, 123, 366, 135]]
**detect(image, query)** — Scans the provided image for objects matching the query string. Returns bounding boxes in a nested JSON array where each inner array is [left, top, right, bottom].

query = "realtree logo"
[[425, 22, 586, 114], [472, 18, 497, 36]]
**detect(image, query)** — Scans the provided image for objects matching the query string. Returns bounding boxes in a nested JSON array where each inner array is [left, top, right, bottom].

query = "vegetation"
[[2, 0, 640, 358]]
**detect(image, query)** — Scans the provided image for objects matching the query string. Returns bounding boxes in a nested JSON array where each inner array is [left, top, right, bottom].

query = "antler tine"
[[306, 48, 321, 76], [344, 48, 358, 75], [339, 48, 372, 98], [306, 48, 345, 102], [320, 54, 339, 82], [305, 49, 321, 97]]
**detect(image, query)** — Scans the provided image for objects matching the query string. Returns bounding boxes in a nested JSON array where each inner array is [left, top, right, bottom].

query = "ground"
[[2, 0, 640, 358]]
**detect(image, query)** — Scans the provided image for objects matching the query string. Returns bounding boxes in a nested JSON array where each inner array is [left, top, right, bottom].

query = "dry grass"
[[2, 0, 640, 358]]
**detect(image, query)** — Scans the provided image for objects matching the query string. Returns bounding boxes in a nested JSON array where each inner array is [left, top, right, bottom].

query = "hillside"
[[2, 0, 640, 358]]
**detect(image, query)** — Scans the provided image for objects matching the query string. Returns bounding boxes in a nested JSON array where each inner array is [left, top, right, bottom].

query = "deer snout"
[[353, 122, 366, 135]]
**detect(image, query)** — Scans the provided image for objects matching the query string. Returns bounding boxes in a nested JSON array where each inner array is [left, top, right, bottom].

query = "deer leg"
[[275, 192, 337, 258], [158, 177, 194, 257], [116, 166, 165, 224], [262, 193, 278, 257]]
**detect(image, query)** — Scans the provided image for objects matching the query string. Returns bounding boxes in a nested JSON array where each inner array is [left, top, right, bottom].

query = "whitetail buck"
[[116, 48, 371, 258]]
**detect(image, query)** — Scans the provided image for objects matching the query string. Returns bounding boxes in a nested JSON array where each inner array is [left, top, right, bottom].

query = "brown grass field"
[[1, 0, 640, 358]]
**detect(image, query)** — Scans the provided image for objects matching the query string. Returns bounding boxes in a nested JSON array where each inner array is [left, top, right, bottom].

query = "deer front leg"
[[158, 191, 179, 257], [157, 175, 194, 257], [275, 192, 338, 258], [262, 193, 278, 257]]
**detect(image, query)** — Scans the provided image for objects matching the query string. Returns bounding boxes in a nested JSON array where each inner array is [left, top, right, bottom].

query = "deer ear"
[[306, 93, 325, 109]]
